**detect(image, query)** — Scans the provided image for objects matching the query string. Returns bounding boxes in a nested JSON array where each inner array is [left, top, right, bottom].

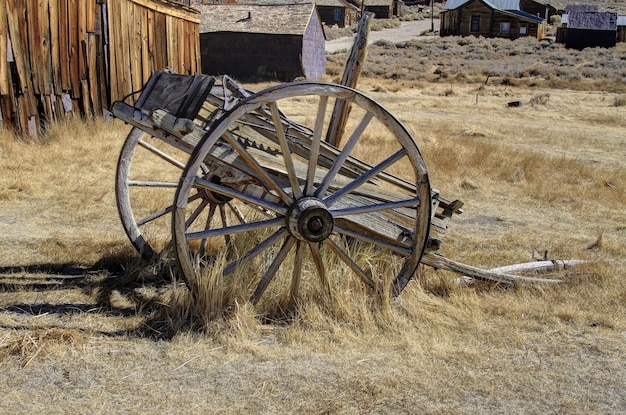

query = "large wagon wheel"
[[172, 82, 432, 308]]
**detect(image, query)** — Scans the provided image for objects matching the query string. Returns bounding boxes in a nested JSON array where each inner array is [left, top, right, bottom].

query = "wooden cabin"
[[0, 0, 201, 136], [518, 0, 558, 21], [440, 0, 546, 39], [618, 15, 626, 43], [557, 7, 618, 49], [235, 0, 359, 28], [194, 3, 326, 81], [362, 0, 395, 18], [315, 0, 360, 28]]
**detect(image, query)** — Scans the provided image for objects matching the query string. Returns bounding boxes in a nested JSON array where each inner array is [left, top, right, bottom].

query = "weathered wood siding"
[[440, 0, 543, 39], [317, 6, 347, 27], [0, 0, 200, 136]]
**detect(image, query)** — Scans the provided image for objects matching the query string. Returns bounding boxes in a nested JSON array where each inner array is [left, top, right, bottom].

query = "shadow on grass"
[[0, 253, 180, 340]]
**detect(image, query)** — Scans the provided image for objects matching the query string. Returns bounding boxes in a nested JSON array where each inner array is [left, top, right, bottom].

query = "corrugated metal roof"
[[194, 3, 316, 35], [444, 0, 520, 11]]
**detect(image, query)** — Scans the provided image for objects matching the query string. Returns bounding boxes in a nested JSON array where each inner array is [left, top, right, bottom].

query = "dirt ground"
[[326, 19, 441, 53]]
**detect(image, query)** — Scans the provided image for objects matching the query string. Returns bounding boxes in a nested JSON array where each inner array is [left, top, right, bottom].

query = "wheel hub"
[[287, 198, 334, 242], [200, 173, 232, 203]]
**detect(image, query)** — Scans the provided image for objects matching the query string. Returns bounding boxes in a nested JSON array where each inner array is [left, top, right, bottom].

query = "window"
[[520, 25, 527, 35], [471, 15, 480, 32], [501, 22, 510, 34], [334, 8, 341, 22]]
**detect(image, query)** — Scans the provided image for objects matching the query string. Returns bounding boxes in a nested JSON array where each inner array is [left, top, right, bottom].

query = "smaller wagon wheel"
[[115, 79, 251, 259], [172, 82, 432, 309], [116, 127, 189, 258]]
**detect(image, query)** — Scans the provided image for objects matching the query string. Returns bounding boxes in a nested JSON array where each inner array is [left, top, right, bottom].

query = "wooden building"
[[235, 0, 359, 28], [0, 0, 201, 136], [195, 3, 326, 81], [362, 0, 395, 18], [315, 0, 360, 28], [618, 15, 626, 43], [518, 0, 558, 20], [557, 9, 618, 49], [440, 0, 546, 39]]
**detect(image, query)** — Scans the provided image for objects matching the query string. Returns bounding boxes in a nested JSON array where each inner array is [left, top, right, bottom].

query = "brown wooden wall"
[[0, 0, 200, 137], [440, 1, 543, 39]]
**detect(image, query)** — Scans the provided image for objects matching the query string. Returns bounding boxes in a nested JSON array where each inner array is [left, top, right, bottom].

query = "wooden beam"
[[6, 0, 38, 117], [0, 1, 9, 95], [128, 0, 200, 23], [49, 0, 62, 93], [325, 12, 372, 147]]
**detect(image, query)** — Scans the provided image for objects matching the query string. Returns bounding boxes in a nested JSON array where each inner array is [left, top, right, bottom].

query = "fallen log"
[[422, 253, 568, 285]]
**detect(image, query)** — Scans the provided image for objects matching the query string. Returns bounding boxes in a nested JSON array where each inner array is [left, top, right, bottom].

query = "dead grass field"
[[1, 51, 625, 412]]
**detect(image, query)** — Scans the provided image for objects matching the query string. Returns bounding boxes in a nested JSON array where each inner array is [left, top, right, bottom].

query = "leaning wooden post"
[[326, 12, 373, 147]]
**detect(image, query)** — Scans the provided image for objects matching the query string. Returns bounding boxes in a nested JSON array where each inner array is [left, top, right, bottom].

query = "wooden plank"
[[0, 1, 9, 95], [140, 7, 151, 83], [81, 79, 91, 116], [78, 0, 87, 83], [105, 0, 122, 102], [6, 0, 38, 116], [58, 0, 72, 91], [49, 0, 62, 94], [152, 11, 166, 71], [30, 0, 53, 95], [166, 15, 178, 72], [130, 1, 143, 95], [119, 0, 132, 100], [87, 33, 101, 115], [86, 0, 96, 33], [177, 18, 185, 74], [191, 23, 200, 74], [146, 8, 155, 72], [68, 0, 80, 97]]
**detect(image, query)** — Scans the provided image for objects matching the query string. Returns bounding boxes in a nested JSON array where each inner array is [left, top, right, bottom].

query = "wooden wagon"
[[111, 70, 562, 308]]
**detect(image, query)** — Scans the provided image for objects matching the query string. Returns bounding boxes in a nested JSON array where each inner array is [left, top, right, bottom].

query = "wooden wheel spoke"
[[334, 224, 411, 255], [218, 204, 232, 246], [227, 201, 247, 224], [184, 199, 211, 229], [323, 149, 407, 205], [286, 241, 305, 307], [223, 228, 289, 276], [199, 203, 218, 256], [316, 112, 374, 198], [222, 131, 293, 204], [331, 197, 420, 217], [305, 96, 329, 196], [269, 102, 302, 199], [138, 138, 186, 169], [128, 180, 178, 188], [185, 216, 284, 241], [308, 242, 330, 298], [251, 236, 297, 303], [194, 175, 287, 216], [325, 238, 375, 289]]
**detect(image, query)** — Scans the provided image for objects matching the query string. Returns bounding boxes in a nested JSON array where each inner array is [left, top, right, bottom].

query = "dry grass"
[[327, 36, 626, 93], [1, 77, 625, 413]]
